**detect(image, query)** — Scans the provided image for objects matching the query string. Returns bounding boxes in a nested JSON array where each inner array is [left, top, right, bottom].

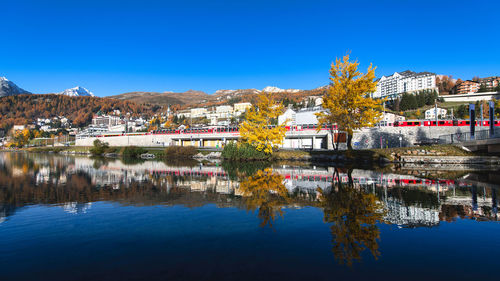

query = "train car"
[[153, 129, 180, 135], [214, 127, 239, 133], [394, 119, 500, 127], [393, 121, 422, 127]]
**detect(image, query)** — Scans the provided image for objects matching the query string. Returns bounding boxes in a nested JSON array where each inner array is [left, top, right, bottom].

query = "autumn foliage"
[[317, 54, 383, 150], [239, 93, 287, 154], [0, 94, 162, 129], [238, 168, 289, 228]]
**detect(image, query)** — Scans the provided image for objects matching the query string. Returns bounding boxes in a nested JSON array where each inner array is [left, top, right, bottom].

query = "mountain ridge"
[[58, 86, 94, 97], [0, 77, 32, 97]]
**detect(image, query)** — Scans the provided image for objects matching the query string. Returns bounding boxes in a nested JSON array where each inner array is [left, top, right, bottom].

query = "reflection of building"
[[2, 152, 499, 226], [62, 202, 93, 214], [384, 198, 440, 227]]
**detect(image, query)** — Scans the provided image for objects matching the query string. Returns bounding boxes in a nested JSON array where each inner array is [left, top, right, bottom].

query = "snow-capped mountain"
[[262, 86, 301, 93], [215, 86, 302, 96], [58, 86, 94, 97], [213, 88, 261, 101], [0, 76, 31, 97], [313, 85, 329, 90]]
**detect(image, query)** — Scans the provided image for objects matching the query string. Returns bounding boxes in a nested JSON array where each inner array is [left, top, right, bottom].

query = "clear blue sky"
[[1, 0, 499, 97]]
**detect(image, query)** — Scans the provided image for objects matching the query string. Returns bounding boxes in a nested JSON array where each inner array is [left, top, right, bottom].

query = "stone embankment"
[[387, 147, 500, 169], [400, 155, 500, 165]]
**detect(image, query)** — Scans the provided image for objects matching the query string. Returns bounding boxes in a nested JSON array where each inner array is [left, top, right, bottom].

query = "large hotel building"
[[372, 70, 437, 99]]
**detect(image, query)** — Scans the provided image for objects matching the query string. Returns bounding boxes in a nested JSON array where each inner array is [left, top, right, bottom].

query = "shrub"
[[121, 146, 146, 158], [90, 139, 110, 156], [164, 146, 197, 159], [221, 142, 269, 161]]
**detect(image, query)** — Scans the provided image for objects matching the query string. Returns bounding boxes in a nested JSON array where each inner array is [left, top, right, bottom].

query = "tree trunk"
[[347, 132, 353, 151], [333, 168, 341, 191], [330, 128, 338, 151], [347, 168, 354, 188]]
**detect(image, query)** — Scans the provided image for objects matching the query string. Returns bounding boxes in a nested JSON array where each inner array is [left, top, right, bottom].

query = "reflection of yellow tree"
[[318, 169, 384, 266], [239, 168, 289, 228]]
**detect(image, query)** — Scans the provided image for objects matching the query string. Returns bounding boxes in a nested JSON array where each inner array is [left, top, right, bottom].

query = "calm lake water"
[[0, 152, 499, 281]]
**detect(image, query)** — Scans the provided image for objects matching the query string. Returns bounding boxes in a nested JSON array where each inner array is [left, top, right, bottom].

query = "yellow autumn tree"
[[316, 54, 383, 150], [163, 115, 175, 129], [238, 168, 289, 228], [8, 128, 32, 148], [239, 92, 287, 154]]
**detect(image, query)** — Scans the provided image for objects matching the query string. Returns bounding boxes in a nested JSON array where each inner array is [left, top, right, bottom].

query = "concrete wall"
[[351, 125, 484, 149], [441, 91, 500, 102]]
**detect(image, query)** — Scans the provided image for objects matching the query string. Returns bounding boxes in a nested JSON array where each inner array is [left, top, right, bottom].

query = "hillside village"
[[1, 71, 500, 148]]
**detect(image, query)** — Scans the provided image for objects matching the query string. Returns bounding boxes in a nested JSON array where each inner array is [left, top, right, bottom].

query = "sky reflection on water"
[[0, 152, 499, 281]]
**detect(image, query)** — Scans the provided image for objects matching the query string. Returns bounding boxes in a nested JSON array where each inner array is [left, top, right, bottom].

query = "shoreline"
[[2, 143, 499, 167]]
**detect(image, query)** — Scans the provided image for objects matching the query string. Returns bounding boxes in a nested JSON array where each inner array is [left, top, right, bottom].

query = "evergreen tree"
[[478, 84, 489, 93], [408, 94, 418, 110], [456, 105, 467, 119], [399, 93, 410, 111], [416, 91, 426, 107]]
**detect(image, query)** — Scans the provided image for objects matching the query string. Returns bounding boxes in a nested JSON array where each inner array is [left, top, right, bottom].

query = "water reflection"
[[318, 168, 384, 266], [238, 168, 289, 228], [0, 152, 499, 267]]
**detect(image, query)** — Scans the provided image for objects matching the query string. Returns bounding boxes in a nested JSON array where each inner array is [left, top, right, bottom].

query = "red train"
[[393, 119, 500, 127]]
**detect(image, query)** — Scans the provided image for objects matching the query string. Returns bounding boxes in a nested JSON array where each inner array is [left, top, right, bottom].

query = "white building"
[[278, 108, 296, 125], [303, 96, 323, 107], [12, 125, 25, 131], [214, 105, 233, 119], [379, 112, 405, 126], [373, 70, 437, 99], [176, 110, 191, 119], [425, 107, 447, 119], [40, 125, 51, 131], [109, 124, 127, 132], [92, 115, 121, 128], [190, 108, 208, 118], [216, 105, 233, 113], [278, 107, 325, 126], [233, 102, 252, 116]]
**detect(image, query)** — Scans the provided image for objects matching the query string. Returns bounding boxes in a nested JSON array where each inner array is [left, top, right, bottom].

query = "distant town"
[[1, 71, 499, 149]]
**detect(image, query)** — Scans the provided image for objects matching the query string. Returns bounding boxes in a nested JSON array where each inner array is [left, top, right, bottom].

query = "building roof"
[[379, 70, 436, 80]]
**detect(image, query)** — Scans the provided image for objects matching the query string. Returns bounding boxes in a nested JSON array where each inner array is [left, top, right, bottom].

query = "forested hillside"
[[0, 94, 162, 128]]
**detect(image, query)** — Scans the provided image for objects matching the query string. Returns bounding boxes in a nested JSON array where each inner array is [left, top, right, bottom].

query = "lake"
[[0, 152, 499, 281]]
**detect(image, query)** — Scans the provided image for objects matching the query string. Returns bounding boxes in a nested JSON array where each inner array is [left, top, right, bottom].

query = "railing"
[[439, 129, 500, 144]]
